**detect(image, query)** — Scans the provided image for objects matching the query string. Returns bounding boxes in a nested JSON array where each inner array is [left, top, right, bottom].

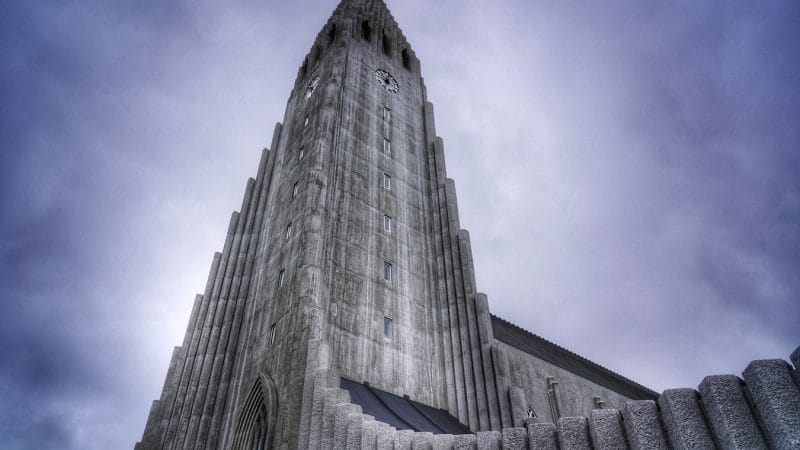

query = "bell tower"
[[137, 1, 509, 448]]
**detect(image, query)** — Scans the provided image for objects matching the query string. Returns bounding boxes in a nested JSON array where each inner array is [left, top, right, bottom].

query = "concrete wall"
[[495, 340, 633, 420], [298, 346, 800, 449]]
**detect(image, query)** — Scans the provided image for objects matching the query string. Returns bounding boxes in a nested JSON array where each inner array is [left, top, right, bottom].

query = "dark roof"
[[491, 315, 658, 400], [340, 378, 471, 435]]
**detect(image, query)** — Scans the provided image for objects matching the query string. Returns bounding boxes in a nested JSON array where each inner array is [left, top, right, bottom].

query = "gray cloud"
[[1, 0, 798, 448]]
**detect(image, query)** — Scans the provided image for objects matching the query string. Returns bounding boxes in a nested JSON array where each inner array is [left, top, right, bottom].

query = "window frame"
[[383, 214, 392, 232], [384, 317, 393, 338], [383, 261, 392, 282]]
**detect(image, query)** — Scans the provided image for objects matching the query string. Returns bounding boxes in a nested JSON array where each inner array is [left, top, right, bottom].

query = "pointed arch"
[[231, 375, 278, 450]]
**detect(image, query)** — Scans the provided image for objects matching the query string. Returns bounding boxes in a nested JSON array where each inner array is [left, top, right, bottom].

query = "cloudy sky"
[[1, 0, 798, 448]]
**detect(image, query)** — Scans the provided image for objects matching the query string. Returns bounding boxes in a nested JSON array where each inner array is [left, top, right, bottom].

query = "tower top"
[[295, 0, 420, 89]]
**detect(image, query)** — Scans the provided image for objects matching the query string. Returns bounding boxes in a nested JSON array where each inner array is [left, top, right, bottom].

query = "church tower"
[[137, 1, 509, 448], [137, 0, 720, 448]]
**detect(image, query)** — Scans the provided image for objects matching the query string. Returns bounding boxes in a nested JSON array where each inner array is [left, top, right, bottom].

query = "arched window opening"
[[327, 24, 336, 46], [382, 34, 392, 56], [361, 21, 372, 41], [401, 49, 411, 69]]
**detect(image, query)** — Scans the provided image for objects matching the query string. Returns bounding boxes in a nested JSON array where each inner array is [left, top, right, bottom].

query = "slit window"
[[328, 24, 336, 46], [383, 107, 391, 122], [292, 181, 299, 198], [383, 138, 391, 154], [304, 116, 309, 127], [383, 173, 391, 190], [383, 262, 392, 281], [382, 34, 391, 56], [299, 146, 305, 160], [278, 269, 285, 287], [286, 222, 292, 240], [383, 215, 392, 232], [361, 21, 372, 41], [384, 317, 393, 338], [269, 323, 277, 345]]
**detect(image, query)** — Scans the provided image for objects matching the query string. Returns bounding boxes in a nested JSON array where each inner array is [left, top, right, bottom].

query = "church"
[[137, 1, 800, 448]]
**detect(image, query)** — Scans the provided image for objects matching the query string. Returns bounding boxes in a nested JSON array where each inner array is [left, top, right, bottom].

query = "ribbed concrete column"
[[431, 150, 468, 426], [742, 359, 800, 449], [431, 138, 466, 425], [211, 142, 282, 449], [163, 213, 237, 449], [321, 388, 349, 449], [502, 427, 528, 449], [333, 403, 361, 448], [345, 413, 374, 449], [205, 146, 276, 450], [183, 179, 256, 448], [657, 388, 714, 449], [412, 431, 434, 449], [192, 148, 269, 448], [394, 429, 416, 449], [376, 425, 397, 449], [558, 417, 592, 450], [588, 409, 627, 450], [361, 420, 381, 448], [621, 400, 668, 450], [443, 178, 479, 431], [527, 422, 558, 450], [432, 433, 454, 449], [699, 375, 767, 449], [147, 291, 201, 447], [475, 293, 502, 431], [476, 430, 502, 449], [491, 346, 513, 428]]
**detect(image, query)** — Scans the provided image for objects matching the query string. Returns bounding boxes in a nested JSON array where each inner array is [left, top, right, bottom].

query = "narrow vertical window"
[[546, 377, 561, 422], [383, 214, 391, 232], [383, 138, 391, 154], [292, 181, 299, 198], [269, 323, 277, 345], [402, 49, 411, 70], [299, 146, 305, 160], [384, 317, 393, 338], [304, 116, 309, 127], [278, 269, 285, 287], [383, 107, 391, 135], [361, 21, 372, 41], [286, 222, 292, 240], [327, 24, 336, 46], [383, 173, 391, 190], [383, 262, 392, 281], [382, 34, 391, 56]]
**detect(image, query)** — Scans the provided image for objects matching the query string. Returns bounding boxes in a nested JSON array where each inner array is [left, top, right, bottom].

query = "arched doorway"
[[231, 375, 277, 450]]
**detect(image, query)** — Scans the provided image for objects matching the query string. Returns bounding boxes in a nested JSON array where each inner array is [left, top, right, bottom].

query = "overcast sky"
[[1, 0, 798, 448]]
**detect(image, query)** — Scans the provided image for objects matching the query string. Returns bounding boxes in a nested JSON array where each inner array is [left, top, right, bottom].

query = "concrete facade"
[[136, 1, 799, 449]]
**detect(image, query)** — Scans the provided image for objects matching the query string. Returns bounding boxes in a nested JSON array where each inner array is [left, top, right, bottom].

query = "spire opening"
[[327, 24, 336, 46], [382, 34, 392, 56], [361, 20, 372, 41]]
